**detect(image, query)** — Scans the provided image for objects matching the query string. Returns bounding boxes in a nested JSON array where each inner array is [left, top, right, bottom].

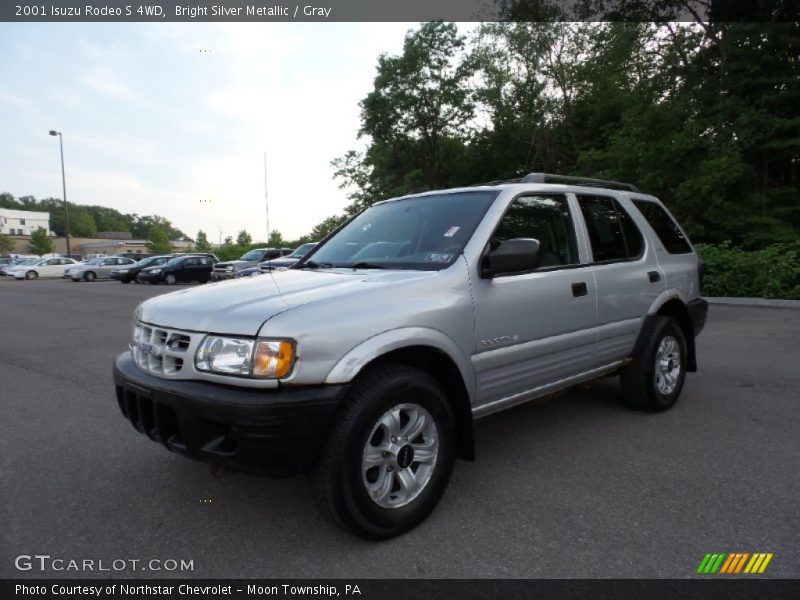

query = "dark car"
[[138, 255, 217, 285], [111, 255, 172, 283], [211, 247, 293, 281], [258, 242, 318, 273]]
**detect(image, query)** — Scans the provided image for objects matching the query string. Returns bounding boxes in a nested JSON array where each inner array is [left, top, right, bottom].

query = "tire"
[[84, 271, 96, 282], [121, 279, 130, 284], [311, 364, 456, 540], [25, 270, 38, 280], [620, 316, 687, 412], [164, 273, 177, 285]]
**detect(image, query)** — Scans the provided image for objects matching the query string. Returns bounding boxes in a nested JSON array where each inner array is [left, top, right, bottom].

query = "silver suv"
[[113, 173, 708, 539]]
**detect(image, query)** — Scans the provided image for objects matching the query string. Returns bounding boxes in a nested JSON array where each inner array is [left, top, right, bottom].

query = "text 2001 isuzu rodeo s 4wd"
[[113, 173, 708, 539]]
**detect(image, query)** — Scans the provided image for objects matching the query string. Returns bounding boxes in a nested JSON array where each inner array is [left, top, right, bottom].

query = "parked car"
[[65, 256, 137, 281], [138, 254, 217, 285], [113, 173, 708, 539], [211, 247, 293, 281], [10, 257, 79, 279], [259, 242, 318, 273], [1, 258, 37, 276], [111, 255, 173, 284]]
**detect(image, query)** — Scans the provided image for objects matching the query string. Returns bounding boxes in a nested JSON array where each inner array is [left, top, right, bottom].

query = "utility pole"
[[49, 130, 71, 258]]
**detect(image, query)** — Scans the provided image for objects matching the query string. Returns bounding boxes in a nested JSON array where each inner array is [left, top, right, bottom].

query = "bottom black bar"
[[2, 579, 799, 600]]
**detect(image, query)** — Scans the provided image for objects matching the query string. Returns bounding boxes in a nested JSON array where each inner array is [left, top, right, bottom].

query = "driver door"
[[470, 193, 598, 410]]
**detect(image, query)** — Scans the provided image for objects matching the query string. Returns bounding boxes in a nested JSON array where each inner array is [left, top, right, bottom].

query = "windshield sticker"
[[425, 253, 452, 263], [444, 226, 460, 237]]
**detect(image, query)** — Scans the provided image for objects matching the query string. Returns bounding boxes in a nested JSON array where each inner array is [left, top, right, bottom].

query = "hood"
[[215, 260, 251, 269], [139, 268, 438, 336]]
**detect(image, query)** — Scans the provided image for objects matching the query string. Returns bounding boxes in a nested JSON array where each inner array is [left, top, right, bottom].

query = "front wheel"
[[311, 364, 455, 540], [164, 273, 177, 285], [84, 271, 96, 282], [620, 316, 687, 412], [25, 270, 38, 280]]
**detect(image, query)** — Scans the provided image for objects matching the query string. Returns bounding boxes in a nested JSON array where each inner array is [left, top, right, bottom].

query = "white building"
[[0, 208, 50, 236]]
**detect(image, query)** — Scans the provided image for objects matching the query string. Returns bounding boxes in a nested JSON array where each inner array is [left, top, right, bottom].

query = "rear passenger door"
[[576, 194, 664, 365], [471, 194, 597, 410]]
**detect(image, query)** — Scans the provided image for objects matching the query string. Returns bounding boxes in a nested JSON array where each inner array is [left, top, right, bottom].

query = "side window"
[[632, 200, 692, 254], [577, 195, 644, 262], [492, 194, 579, 268]]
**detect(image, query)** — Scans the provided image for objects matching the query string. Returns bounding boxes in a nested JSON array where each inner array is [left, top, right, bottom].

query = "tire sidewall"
[[340, 373, 455, 537]]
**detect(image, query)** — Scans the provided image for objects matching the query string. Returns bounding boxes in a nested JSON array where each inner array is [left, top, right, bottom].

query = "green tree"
[[28, 227, 53, 256], [147, 227, 172, 254], [195, 230, 212, 252], [236, 230, 252, 246], [267, 230, 285, 247], [333, 21, 476, 208], [0, 234, 15, 256]]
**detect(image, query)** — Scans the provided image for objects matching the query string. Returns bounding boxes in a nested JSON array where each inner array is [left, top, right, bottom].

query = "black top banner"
[[3, 0, 799, 22]]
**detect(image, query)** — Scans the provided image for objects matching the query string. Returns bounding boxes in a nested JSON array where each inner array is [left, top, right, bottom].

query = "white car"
[[11, 257, 79, 280], [64, 256, 136, 281]]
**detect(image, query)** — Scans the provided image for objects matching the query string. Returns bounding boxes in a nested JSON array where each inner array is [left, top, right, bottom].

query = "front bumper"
[[210, 271, 236, 281], [113, 352, 347, 477], [110, 270, 134, 282], [687, 297, 709, 336]]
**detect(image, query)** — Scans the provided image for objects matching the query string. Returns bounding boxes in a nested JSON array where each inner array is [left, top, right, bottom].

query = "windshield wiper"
[[350, 262, 387, 270], [297, 260, 334, 269]]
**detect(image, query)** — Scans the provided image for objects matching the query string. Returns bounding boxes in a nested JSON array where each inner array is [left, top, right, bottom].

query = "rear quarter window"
[[633, 200, 692, 254]]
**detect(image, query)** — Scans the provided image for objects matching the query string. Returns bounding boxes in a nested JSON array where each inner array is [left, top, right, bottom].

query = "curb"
[[706, 297, 800, 309]]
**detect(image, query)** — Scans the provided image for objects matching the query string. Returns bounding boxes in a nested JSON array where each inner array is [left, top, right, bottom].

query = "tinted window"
[[492, 194, 578, 268], [633, 200, 692, 254], [578, 195, 643, 262]]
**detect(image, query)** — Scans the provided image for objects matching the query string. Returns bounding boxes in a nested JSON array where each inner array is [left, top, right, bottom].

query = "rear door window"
[[577, 195, 644, 262]]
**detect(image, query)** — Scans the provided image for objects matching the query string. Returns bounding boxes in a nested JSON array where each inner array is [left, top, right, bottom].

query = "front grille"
[[115, 386, 185, 449], [131, 323, 193, 377]]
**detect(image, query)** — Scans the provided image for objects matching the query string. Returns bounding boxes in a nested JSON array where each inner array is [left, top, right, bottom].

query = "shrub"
[[695, 242, 800, 300]]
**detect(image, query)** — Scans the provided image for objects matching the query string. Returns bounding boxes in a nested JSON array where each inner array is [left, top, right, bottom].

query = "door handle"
[[648, 271, 662, 283], [571, 282, 588, 297]]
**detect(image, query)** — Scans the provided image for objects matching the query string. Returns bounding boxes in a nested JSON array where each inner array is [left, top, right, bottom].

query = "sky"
[[0, 22, 436, 241]]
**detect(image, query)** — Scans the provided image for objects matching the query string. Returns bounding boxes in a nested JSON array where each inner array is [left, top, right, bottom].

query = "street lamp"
[[49, 130, 71, 258]]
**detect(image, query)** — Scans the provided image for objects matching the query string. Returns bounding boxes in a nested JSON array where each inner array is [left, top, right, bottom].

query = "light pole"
[[49, 130, 71, 258]]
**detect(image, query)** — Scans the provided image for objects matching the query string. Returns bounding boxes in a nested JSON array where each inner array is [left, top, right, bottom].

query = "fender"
[[635, 288, 699, 372], [324, 327, 476, 402]]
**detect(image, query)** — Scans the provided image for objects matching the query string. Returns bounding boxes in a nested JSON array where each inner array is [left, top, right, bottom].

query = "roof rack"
[[472, 172, 639, 192], [520, 172, 639, 192]]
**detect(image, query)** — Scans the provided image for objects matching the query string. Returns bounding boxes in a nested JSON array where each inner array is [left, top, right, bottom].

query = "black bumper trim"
[[113, 352, 348, 477], [687, 297, 709, 336]]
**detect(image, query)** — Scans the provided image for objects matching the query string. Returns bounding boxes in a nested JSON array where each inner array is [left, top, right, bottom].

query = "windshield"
[[85, 258, 104, 265], [162, 257, 184, 267], [304, 191, 497, 270], [137, 256, 162, 267], [240, 250, 264, 261], [16, 259, 38, 266], [290, 243, 316, 258]]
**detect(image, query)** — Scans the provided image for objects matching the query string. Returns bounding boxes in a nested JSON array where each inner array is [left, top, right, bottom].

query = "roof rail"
[[519, 172, 639, 192]]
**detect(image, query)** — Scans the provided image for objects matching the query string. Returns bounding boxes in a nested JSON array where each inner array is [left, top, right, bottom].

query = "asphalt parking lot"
[[1, 277, 798, 579]]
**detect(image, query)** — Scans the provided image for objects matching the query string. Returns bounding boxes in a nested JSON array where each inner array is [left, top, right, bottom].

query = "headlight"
[[150, 268, 162, 274], [195, 336, 294, 379]]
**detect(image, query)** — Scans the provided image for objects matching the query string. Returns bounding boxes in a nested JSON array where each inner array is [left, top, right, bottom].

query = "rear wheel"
[[25, 270, 38, 280], [84, 271, 96, 282], [311, 364, 455, 539], [620, 316, 687, 412]]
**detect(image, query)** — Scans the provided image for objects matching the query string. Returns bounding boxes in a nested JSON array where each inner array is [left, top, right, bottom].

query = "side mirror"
[[481, 238, 541, 278]]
